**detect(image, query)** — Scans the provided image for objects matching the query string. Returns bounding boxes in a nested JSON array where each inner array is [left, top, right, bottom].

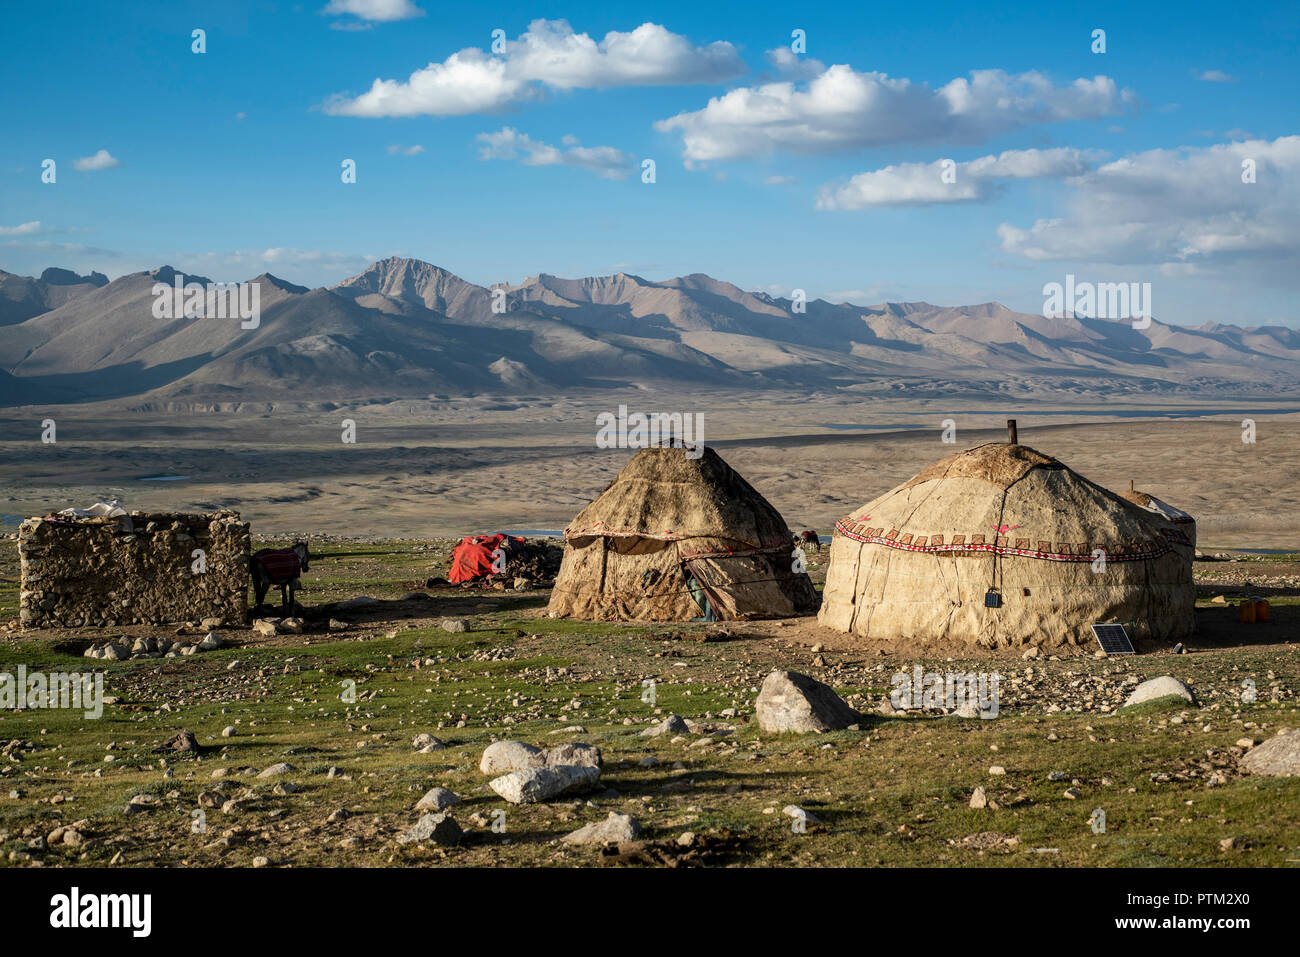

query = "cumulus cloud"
[[656, 66, 1134, 163], [73, 149, 120, 171], [476, 127, 633, 179], [816, 148, 1101, 210], [323, 0, 423, 21], [0, 221, 42, 237], [996, 136, 1300, 281], [324, 19, 745, 117], [765, 47, 825, 79], [1197, 69, 1236, 83]]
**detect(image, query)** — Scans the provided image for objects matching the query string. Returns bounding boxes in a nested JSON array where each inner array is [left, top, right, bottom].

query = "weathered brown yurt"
[[818, 440, 1195, 648], [547, 446, 818, 621], [1120, 484, 1197, 549]]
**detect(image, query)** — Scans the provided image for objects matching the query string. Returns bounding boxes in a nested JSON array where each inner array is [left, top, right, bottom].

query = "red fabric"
[[254, 548, 301, 581], [449, 534, 523, 583]]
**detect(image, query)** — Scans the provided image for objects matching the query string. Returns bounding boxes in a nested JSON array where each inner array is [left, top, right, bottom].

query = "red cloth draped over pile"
[[448, 534, 524, 583]]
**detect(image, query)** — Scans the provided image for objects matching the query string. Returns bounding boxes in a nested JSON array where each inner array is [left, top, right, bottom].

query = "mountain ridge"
[[2, 258, 1297, 407]]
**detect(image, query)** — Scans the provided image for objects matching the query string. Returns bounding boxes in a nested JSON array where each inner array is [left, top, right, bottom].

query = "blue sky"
[[2, 0, 1297, 326]]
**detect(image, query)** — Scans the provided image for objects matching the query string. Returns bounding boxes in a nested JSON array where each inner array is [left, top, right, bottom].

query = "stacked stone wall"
[[18, 510, 249, 627]]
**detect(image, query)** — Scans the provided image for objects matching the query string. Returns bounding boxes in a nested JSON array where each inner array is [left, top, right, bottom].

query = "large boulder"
[[1240, 730, 1300, 777], [1123, 676, 1197, 709], [545, 742, 602, 769], [489, 765, 601, 805], [562, 811, 641, 845], [479, 740, 546, 775], [755, 670, 860, 733]]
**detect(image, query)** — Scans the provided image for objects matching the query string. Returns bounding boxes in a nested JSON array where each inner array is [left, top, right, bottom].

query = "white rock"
[[1123, 676, 1197, 708], [562, 811, 640, 844], [415, 787, 462, 811], [479, 740, 545, 775], [489, 765, 601, 804]]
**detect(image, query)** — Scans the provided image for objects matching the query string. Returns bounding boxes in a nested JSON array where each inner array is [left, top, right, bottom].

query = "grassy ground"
[[0, 539, 1297, 868]]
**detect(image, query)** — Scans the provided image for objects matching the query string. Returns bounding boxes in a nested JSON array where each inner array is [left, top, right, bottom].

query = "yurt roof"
[[834, 442, 1193, 561], [564, 446, 793, 548], [1120, 488, 1196, 524]]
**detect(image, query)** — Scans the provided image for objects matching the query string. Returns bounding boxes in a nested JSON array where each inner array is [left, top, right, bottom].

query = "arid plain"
[[3, 392, 1297, 548]]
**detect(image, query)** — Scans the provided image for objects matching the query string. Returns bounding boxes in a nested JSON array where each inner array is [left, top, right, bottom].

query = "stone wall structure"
[[19, 510, 250, 628]]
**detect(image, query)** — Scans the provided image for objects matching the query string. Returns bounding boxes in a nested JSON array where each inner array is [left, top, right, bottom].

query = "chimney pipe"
[[1006, 419, 1018, 444]]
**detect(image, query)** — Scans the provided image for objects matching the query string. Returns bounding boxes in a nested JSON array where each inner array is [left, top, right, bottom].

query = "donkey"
[[250, 541, 311, 615]]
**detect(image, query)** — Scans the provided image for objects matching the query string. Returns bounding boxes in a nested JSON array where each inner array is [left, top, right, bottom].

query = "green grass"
[[0, 537, 1296, 868]]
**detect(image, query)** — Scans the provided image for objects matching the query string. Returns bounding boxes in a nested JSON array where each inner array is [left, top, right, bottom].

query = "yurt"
[[547, 446, 818, 621], [818, 430, 1195, 648], [1119, 482, 1197, 549]]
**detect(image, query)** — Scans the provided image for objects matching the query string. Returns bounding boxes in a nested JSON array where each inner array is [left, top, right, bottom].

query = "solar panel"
[[1091, 623, 1135, 654]]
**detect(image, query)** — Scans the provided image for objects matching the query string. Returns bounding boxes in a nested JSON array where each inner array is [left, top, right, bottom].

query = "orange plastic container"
[[1255, 599, 1270, 622], [1239, 601, 1256, 624]]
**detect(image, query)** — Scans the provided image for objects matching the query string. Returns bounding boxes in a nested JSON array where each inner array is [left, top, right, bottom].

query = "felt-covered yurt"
[[1119, 483, 1197, 549], [547, 446, 818, 621], [818, 432, 1195, 648]]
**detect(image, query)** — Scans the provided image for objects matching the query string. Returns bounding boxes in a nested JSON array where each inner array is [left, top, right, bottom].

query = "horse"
[[250, 541, 311, 615], [799, 529, 822, 553]]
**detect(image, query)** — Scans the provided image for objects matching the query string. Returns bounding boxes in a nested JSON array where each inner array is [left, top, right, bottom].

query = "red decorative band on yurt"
[[833, 521, 1188, 563]]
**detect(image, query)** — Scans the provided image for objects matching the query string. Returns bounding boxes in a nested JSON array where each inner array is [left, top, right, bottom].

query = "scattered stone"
[[988, 766, 1006, 776], [277, 618, 304, 635], [440, 619, 469, 633], [221, 726, 237, 738], [640, 714, 690, 737], [252, 856, 269, 868], [415, 787, 462, 811], [562, 811, 641, 845], [152, 729, 199, 755], [783, 804, 822, 824], [397, 812, 462, 846], [970, 787, 988, 809], [412, 733, 445, 751], [251, 619, 278, 637], [256, 762, 295, 779], [755, 670, 860, 733]]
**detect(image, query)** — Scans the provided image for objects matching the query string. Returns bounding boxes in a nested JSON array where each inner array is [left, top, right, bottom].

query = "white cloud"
[[323, 0, 424, 22], [0, 221, 42, 237], [816, 147, 1100, 210], [996, 136, 1300, 282], [1198, 69, 1236, 83], [476, 127, 633, 179], [73, 149, 120, 171], [765, 47, 825, 79], [324, 19, 744, 117], [656, 66, 1135, 163], [386, 144, 425, 155]]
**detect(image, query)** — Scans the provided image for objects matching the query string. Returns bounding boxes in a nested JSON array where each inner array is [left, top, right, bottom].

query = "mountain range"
[[2, 258, 1298, 408]]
